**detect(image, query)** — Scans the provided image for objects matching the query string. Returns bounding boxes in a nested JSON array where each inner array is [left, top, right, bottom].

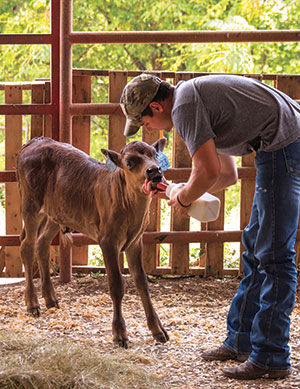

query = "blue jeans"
[[224, 139, 300, 370]]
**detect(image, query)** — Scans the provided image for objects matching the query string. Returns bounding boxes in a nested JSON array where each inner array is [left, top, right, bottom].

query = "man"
[[120, 73, 300, 380]]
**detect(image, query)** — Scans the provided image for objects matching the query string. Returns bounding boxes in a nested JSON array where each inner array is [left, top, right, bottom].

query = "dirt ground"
[[0, 273, 299, 388]]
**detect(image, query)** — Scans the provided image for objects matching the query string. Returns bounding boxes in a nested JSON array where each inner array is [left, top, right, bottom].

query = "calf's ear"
[[101, 149, 123, 168], [152, 137, 167, 152]]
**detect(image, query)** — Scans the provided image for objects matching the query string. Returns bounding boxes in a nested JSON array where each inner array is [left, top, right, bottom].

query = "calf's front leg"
[[100, 240, 129, 348], [125, 240, 169, 343], [20, 217, 41, 316], [36, 219, 60, 309]]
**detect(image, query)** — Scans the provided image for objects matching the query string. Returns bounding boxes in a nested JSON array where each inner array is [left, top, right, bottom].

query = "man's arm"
[[208, 153, 238, 194], [169, 139, 238, 215]]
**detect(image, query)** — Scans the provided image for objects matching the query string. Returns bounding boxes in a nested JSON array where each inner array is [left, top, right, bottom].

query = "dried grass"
[[0, 330, 162, 389]]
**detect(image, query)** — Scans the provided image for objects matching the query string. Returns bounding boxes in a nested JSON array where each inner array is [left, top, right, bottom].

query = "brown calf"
[[17, 137, 168, 348]]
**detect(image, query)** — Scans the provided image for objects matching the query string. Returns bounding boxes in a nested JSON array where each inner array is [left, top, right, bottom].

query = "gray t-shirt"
[[172, 75, 300, 156]]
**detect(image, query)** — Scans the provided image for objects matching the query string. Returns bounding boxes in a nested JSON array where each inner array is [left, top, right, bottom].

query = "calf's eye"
[[126, 160, 132, 168]]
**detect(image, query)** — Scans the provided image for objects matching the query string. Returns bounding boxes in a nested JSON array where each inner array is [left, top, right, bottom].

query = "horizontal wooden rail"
[[69, 231, 244, 245], [143, 231, 243, 243], [0, 104, 56, 115], [0, 103, 119, 116], [0, 236, 21, 246], [0, 235, 59, 246], [0, 167, 255, 183], [73, 69, 274, 79], [1, 100, 298, 117], [69, 103, 121, 116], [2, 229, 300, 247], [0, 232, 241, 247], [0, 171, 17, 182], [70, 30, 300, 44], [0, 81, 48, 90]]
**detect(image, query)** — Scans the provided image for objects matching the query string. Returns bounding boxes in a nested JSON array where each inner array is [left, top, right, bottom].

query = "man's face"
[[141, 104, 173, 133]]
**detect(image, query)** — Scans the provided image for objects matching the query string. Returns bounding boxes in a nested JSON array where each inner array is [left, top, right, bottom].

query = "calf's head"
[[101, 138, 167, 190]]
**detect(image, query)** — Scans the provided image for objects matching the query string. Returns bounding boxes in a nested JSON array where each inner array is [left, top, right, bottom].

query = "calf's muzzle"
[[146, 166, 163, 183]]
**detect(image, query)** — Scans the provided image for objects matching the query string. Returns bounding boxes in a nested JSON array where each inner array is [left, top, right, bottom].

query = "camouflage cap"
[[120, 74, 162, 136]]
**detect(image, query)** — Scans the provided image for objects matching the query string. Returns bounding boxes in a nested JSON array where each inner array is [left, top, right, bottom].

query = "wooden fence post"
[[31, 83, 44, 138], [108, 71, 127, 152], [170, 73, 193, 275], [4, 85, 23, 277], [142, 130, 162, 274], [71, 74, 92, 266], [141, 72, 163, 274], [205, 191, 225, 277], [109, 71, 127, 272], [44, 81, 52, 137]]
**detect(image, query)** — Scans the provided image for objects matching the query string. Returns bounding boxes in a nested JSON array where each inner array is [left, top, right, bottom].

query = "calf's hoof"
[[114, 339, 129, 349], [27, 306, 41, 317], [154, 330, 169, 344], [46, 300, 60, 309]]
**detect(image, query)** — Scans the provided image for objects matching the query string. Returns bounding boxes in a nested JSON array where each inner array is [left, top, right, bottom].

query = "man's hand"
[[167, 185, 190, 218]]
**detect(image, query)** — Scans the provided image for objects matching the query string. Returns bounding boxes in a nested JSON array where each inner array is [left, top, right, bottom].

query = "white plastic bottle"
[[165, 183, 221, 222]]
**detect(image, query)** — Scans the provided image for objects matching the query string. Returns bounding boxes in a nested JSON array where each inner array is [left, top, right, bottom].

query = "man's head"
[[120, 74, 173, 136]]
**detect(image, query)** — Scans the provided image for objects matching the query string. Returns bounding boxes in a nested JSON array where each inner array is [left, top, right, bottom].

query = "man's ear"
[[149, 101, 163, 112]]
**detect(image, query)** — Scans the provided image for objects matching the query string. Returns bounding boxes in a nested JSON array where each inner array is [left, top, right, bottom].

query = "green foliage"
[[225, 180, 240, 218], [224, 242, 240, 268], [1, 0, 300, 80]]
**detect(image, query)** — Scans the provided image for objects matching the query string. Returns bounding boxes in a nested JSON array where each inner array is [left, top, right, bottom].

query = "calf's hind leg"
[[125, 241, 169, 343], [36, 218, 60, 309]]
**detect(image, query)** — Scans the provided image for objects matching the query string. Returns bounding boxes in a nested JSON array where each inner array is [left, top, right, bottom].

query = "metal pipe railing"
[[59, 0, 72, 144], [2, 30, 299, 46], [0, 0, 60, 140], [69, 30, 300, 44], [50, 0, 61, 140]]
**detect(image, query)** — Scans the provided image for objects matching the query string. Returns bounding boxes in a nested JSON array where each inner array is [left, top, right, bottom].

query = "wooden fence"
[[1, 70, 300, 278]]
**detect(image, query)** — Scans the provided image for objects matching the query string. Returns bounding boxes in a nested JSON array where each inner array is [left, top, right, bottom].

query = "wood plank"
[[108, 71, 128, 272], [31, 83, 44, 138], [142, 130, 161, 274], [5, 85, 23, 277], [71, 75, 92, 266], [108, 71, 127, 152], [141, 71, 164, 274], [205, 190, 225, 277], [171, 73, 193, 274], [276, 75, 300, 99], [44, 81, 52, 137]]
